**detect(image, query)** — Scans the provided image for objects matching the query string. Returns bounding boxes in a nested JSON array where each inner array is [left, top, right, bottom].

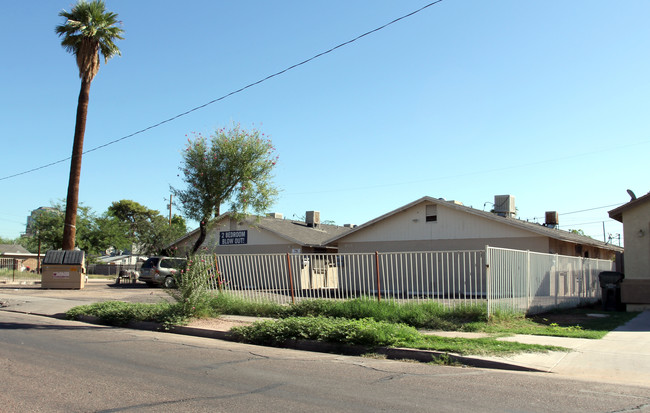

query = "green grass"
[[0, 269, 40, 279], [210, 294, 638, 339], [66, 301, 191, 327], [210, 295, 488, 330], [66, 293, 638, 358], [231, 316, 565, 356]]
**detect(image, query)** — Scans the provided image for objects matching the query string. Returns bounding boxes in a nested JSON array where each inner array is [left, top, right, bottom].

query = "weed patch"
[[231, 316, 564, 356], [66, 301, 179, 326]]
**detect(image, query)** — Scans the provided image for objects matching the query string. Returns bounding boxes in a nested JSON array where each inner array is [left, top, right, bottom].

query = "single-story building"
[[169, 211, 353, 256], [325, 195, 622, 259], [608, 190, 650, 310], [0, 244, 41, 272], [96, 254, 143, 266]]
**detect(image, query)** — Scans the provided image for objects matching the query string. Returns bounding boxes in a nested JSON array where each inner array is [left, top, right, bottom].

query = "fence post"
[[527, 250, 531, 310], [375, 251, 381, 303], [554, 254, 559, 307], [213, 254, 223, 292], [286, 253, 295, 304], [485, 246, 491, 318]]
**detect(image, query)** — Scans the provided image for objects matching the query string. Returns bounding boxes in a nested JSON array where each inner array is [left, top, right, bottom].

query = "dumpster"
[[41, 250, 86, 289], [598, 271, 624, 311]]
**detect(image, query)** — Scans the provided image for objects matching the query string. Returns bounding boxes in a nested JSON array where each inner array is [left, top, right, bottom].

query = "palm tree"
[[55, 0, 124, 250]]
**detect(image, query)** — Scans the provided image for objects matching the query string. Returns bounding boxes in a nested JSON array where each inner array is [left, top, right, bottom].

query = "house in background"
[[325, 195, 622, 259], [609, 190, 650, 311], [96, 253, 143, 266], [169, 211, 353, 256], [0, 244, 41, 272]]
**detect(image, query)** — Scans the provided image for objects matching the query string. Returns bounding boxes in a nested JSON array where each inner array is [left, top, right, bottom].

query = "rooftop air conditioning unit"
[[493, 195, 516, 218], [545, 211, 559, 228], [306, 211, 320, 228]]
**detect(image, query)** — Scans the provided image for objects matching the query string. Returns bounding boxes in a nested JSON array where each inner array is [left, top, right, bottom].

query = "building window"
[[426, 205, 437, 222]]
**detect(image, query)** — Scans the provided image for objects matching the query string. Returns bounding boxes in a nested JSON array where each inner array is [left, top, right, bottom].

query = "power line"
[[565, 220, 616, 227], [0, 1, 444, 182], [559, 203, 623, 216], [527, 203, 625, 221]]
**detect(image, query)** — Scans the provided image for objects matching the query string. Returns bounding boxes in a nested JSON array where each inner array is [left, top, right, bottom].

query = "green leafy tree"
[[136, 214, 187, 256], [171, 124, 279, 253], [569, 229, 590, 238], [56, 0, 124, 250], [0, 237, 32, 252], [91, 214, 131, 252], [108, 200, 158, 237], [107, 200, 187, 255], [22, 201, 99, 253]]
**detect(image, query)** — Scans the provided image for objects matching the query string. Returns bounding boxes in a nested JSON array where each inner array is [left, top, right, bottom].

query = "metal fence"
[[87, 263, 141, 276], [202, 250, 485, 306], [0, 258, 15, 270], [486, 246, 614, 315], [195, 247, 614, 316]]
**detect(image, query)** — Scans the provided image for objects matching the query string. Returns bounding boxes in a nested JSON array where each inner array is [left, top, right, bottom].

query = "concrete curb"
[[1, 308, 69, 320], [68, 314, 543, 372]]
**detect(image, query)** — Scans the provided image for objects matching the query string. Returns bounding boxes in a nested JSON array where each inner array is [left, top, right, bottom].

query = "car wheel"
[[163, 276, 176, 288]]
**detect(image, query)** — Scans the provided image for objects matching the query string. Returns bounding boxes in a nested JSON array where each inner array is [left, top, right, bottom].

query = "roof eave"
[[608, 192, 650, 223]]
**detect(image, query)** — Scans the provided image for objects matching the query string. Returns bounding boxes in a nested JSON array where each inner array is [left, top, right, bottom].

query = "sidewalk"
[[478, 312, 650, 387], [1, 284, 649, 388]]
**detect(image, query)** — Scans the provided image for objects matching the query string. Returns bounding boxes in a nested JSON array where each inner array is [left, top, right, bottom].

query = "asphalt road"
[[1, 311, 650, 413]]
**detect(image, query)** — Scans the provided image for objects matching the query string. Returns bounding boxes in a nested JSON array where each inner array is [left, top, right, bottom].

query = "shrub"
[[166, 255, 219, 319], [231, 316, 421, 347], [66, 301, 174, 326]]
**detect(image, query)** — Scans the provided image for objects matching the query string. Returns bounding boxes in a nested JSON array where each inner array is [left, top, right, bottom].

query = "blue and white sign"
[[219, 230, 248, 245]]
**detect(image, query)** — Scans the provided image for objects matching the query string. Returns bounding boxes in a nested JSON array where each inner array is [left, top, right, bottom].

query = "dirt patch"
[[531, 313, 599, 327], [530, 306, 619, 327], [186, 316, 259, 332]]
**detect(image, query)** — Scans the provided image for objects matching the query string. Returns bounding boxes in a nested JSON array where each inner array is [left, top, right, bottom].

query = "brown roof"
[[0, 244, 31, 255], [170, 214, 353, 249]]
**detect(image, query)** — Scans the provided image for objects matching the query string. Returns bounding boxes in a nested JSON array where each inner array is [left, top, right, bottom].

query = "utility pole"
[[37, 232, 42, 274]]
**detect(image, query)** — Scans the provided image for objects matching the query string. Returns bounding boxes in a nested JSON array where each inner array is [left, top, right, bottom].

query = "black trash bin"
[[598, 271, 625, 311]]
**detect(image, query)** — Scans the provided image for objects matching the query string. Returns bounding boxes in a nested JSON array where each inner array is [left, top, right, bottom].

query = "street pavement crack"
[[94, 382, 285, 412], [609, 403, 650, 412]]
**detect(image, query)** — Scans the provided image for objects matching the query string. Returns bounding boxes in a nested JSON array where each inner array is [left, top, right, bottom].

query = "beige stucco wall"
[[173, 218, 300, 255], [339, 237, 549, 253], [337, 202, 551, 253], [342, 203, 538, 242], [621, 201, 650, 281], [548, 239, 616, 260]]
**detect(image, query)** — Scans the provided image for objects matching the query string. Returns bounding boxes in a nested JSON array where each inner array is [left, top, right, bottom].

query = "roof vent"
[[493, 195, 516, 218], [545, 211, 559, 228], [267, 213, 283, 219], [306, 211, 320, 228]]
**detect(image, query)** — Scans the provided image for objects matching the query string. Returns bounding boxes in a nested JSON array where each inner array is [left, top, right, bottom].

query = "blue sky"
[[1, 1, 648, 245]]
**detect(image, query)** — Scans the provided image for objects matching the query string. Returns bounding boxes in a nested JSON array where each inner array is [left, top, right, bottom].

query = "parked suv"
[[139, 256, 186, 288]]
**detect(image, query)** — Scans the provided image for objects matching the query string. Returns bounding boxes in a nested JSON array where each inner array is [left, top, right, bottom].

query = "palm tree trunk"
[[62, 78, 92, 250]]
